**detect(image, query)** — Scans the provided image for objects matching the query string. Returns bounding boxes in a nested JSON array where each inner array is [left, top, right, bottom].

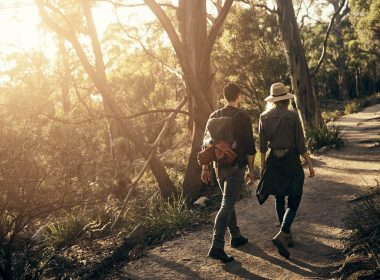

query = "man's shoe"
[[272, 231, 290, 259], [231, 236, 248, 248], [287, 231, 294, 248], [208, 247, 234, 263]]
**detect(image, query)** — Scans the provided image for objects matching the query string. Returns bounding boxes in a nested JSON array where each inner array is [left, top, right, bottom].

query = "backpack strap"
[[217, 107, 240, 118]]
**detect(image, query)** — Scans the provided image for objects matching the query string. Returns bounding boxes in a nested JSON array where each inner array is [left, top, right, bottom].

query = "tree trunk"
[[58, 39, 71, 113], [178, 0, 214, 201], [144, 0, 233, 201], [330, 0, 350, 100], [355, 68, 361, 97], [275, 0, 322, 130]]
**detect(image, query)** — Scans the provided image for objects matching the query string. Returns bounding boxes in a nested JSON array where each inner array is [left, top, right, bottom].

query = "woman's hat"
[[264, 83, 295, 103]]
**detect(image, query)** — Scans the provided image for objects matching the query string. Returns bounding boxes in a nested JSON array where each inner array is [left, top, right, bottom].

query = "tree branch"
[[251, 3, 278, 14], [36, 0, 102, 91], [312, 0, 346, 76], [41, 108, 190, 125], [206, 0, 234, 59], [98, 0, 177, 10], [83, 2, 107, 80], [114, 11, 185, 83], [143, 0, 184, 61]]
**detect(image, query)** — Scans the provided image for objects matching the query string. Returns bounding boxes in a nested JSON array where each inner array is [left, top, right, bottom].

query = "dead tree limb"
[[312, 0, 347, 76]]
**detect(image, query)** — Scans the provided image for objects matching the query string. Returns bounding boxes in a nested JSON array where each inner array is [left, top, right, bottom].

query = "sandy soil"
[[120, 104, 380, 280]]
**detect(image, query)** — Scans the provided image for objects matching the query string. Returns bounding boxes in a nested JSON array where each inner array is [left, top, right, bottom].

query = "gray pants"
[[211, 167, 245, 249]]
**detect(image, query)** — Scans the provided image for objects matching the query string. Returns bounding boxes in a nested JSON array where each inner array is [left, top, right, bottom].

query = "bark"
[[36, 0, 176, 199], [275, 0, 322, 130]]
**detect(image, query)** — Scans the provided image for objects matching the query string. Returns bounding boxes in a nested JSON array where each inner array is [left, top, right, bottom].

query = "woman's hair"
[[264, 99, 292, 112]]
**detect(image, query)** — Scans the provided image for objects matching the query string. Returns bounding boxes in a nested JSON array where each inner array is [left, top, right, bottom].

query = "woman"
[[258, 82, 315, 259]]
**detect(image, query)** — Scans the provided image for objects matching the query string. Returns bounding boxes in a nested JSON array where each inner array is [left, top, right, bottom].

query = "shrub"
[[342, 194, 380, 276], [42, 210, 89, 248], [321, 110, 343, 122], [306, 124, 344, 152], [344, 101, 361, 115], [143, 193, 207, 245], [344, 93, 380, 115]]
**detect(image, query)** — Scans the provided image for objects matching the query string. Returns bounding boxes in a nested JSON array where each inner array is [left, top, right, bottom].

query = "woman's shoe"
[[272, 231, 290, 259]]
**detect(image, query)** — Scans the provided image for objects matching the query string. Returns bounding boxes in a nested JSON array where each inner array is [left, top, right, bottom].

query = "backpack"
[[197, 109, 239, 166]]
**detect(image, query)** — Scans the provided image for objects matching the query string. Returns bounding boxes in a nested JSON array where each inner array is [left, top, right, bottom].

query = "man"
[[201, 83, 256, 263]]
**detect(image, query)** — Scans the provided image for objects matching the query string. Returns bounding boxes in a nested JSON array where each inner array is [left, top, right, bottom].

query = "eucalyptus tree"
[[144, 0, 234, 200], [36, 0, 177, 199], [275, 0, 323, 130]]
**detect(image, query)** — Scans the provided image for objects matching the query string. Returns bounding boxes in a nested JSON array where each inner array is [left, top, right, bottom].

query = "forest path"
[[121, 104, 380, 280]]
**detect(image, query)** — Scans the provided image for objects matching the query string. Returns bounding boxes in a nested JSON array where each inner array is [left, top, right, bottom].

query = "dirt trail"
[[121, 104, 380, 280]]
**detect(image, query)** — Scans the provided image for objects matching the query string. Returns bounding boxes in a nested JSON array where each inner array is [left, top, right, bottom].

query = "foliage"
[[143, 193, 208, 245], [214, 3, 287, 117], [1, 0, 380, 278], [321, 110, 343, 122], [306, 124, 344, 151], [345, 93, 380, 114], [343, 191, 380, 275], [350, 0, 380, 56]]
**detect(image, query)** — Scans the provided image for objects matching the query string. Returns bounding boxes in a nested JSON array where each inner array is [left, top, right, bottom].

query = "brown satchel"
[[197, 108, 239, 167], [197, 141, 237, 166]]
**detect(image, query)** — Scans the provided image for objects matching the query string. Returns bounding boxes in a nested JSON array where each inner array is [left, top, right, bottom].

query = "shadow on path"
[[236, 243, 332, 278], [223, 260, 270, 280]]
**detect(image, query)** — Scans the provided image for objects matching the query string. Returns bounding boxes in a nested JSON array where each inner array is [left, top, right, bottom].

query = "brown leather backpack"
[[197, 109, 238, 166]]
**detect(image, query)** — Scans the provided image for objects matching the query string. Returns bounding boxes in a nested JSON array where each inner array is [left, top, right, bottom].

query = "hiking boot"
[[272, 231, 290, 259], [287, 231, 294, 248], [208, 247, 234, 263], [231, 235, 248, 248]]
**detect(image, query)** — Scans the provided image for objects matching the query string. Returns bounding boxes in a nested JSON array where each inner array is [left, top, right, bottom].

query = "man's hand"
[[201, 169, 211, 184], [245, 170, 254, 184], [308, 165, 315, 178]]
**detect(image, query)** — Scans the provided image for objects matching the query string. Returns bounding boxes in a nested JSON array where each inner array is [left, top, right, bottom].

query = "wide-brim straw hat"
[[264, 82, 295, 103]]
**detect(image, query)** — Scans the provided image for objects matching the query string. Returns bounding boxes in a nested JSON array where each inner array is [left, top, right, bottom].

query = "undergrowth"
[[344, 93, 380, 115], [306, 124, 344, 152], [341, 189, 380, 278]]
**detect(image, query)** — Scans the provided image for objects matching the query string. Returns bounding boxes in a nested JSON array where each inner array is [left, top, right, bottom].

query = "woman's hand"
[[201, 169, 211, 184], [308, 165, 315, 178]]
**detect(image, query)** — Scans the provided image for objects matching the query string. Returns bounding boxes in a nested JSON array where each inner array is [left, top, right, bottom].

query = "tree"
[[275, 0, 322, 130], [326, 0, 350, 100], [144, 0, 234, 201], [36, 0, 177, 199], [350, 0, 380, 58], [350, 0, 380, 94]]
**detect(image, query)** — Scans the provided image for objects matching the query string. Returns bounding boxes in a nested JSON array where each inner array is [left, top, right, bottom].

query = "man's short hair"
[[223, 83, 240, 102]]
